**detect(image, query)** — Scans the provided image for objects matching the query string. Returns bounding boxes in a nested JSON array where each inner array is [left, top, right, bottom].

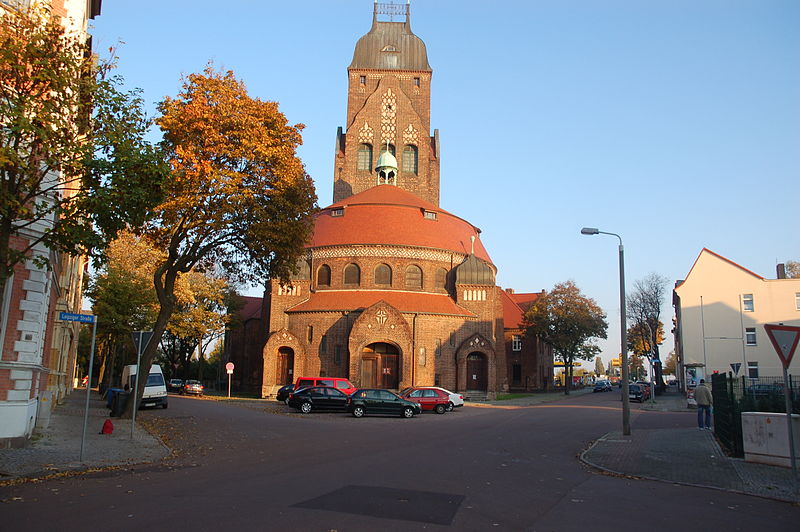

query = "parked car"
[[347, 389, 422, 418], [167, 379, 184, 393], [399, 387, 450, 414], [276, 383, 294, 404], [628, 383, 649, 403], [593, 380, 612, 393], [182, 380, 204, 396], [288, 386, 349, 414], [636, 381, 653, 400], [294, 377, 356, 396], [430, 386, 464, 411]]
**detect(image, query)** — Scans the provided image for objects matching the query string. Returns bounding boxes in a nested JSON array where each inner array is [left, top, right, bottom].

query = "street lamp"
[[581, 227, 631, 436]]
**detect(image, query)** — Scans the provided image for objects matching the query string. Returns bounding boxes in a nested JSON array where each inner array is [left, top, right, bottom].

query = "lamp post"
[[581, 227, 631, 436]]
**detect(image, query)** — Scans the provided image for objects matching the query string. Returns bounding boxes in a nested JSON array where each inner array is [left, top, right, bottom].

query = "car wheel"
[[402, 406, 415, 418], [434, 404, 446, 415], [446, 402, 454, 412], [300, 402, 312, 414], [352, 405, 365, 418]]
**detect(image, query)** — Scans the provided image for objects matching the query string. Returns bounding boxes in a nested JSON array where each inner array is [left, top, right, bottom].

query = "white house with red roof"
[[673, 249, 800, 382]]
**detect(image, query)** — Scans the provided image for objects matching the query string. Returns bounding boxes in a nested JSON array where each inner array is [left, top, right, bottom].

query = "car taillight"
[[288, 393, 294, 399], [459, 395, 463, 400]]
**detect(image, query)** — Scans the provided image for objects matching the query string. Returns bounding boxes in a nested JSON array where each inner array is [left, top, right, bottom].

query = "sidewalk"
[[582, 427, 800, 503], [0, 389, 169, 483]]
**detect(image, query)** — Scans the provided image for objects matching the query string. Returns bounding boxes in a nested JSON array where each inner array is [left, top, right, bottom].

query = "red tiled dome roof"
[[309, 185, 493, 264]]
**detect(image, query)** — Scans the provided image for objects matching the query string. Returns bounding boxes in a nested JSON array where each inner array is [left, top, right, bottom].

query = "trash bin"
[[105, 387, 124, 408], [110, 391, 130, 417]]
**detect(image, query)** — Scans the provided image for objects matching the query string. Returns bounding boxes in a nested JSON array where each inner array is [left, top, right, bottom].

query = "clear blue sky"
[[91, 0, 800, 366]]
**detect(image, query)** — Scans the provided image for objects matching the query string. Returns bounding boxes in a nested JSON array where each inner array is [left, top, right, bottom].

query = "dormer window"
[[382, 45, 398, 52], [423, 210, 437, 220], [332, 208, 344, 217]]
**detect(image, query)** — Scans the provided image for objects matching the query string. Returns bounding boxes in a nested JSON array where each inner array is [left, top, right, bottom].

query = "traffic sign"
[[59, 312, 95, 324], [226, 362, 234, 375], [764, 324, 800, 369], [730, 363, 741, 376]]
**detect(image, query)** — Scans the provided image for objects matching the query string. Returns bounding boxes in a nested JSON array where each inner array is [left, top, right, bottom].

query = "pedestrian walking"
[[694, 379, 713, 430]]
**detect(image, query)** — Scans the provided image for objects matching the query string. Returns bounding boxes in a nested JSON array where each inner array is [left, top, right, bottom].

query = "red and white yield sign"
[[764, 324, 800, 369], [225, 362, 235, 375]]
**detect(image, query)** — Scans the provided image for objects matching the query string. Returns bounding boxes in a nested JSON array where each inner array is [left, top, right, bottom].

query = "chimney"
[[505, 288, 514, 294], [777, 263, 787, 279]]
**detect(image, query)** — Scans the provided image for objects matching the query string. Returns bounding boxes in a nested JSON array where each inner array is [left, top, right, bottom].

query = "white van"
[[121, 364, 168, 409]]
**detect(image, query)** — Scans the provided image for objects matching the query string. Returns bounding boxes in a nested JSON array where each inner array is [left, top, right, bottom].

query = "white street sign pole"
[[79, 317, 98, 462], [132, 332, 143, 439], [226, 362, 234, 398]]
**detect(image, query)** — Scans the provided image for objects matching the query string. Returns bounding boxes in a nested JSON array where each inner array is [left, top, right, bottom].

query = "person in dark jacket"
[[694, 379, 713, 430]]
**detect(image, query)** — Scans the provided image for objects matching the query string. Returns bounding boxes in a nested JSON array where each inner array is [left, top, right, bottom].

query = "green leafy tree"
[[663, 350, 677, 376], [523, 280, 608, 394], [123, 67, 317, 417], [594, 356, 604, 376], [0, 7, 165, 315]]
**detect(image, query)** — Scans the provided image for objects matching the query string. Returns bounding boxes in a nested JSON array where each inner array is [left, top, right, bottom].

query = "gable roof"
[[500, 290, 542, 330], [239, 296, 262, 322], [675, 248, 764, 289]]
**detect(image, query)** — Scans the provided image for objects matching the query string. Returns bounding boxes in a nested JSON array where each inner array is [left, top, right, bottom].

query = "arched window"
[[344, 263, 361, 286], [435, 268, 447, 290], [374, 264, 392, 286], [357, 144, 372, 171], [402, 145, 418, 174], [405, 264, 423, 289], [317, 264, 331, 286]]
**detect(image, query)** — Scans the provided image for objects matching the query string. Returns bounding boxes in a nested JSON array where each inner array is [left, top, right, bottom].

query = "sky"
[[90, 0, 800, 366]]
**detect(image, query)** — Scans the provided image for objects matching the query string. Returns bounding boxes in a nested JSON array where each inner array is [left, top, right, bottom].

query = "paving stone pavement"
[[0, 390, 169, 483], [582, 427, 800, 503]]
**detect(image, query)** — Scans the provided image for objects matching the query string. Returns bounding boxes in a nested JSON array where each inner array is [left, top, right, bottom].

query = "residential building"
[[673, 249, 800, 385], [0, 0, 101, 447]]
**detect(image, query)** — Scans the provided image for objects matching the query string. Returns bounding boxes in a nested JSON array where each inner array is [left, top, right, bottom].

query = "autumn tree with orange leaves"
[[122, 67, 317, 417]]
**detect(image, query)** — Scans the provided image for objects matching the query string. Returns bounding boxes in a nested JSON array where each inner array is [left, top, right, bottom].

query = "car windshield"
[[186, 380, 201, 385], [146, 374, 165, 386], [629, 385, 641, 392]]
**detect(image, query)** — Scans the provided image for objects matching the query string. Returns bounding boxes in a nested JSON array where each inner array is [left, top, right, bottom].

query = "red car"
[[400, 387, 450, 414]]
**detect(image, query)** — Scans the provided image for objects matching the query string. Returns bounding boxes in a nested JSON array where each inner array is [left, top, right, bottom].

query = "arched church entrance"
[[362, 343, 399, 389], [277, 347, 294, 385], [466, 352, 487, 391]]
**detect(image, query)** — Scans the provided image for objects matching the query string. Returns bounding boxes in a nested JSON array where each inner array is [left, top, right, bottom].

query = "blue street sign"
[[59, 312, 95, 324]]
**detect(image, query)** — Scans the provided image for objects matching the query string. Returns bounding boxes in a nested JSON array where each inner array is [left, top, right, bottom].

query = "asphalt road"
[[1, 390, 797, 531]]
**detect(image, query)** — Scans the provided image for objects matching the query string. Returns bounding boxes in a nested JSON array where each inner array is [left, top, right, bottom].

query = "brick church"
[[225, 3, 553, 400]]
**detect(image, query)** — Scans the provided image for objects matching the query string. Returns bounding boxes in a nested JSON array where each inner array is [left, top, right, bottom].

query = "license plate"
[[144, 403, 155, 407]]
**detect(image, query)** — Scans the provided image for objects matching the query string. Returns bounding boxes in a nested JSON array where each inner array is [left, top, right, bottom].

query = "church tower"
[[333, 2, 440, 205]]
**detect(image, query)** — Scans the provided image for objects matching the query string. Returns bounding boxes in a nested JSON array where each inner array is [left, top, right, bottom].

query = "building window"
[[434, 373, 440, 386], [357, 143, 372, 171], [796, 292, 800, 311], [344, 263, 361, 285], [331, 208, 344, 217], [747, 361, 759, 379], [414, 77, 420, 87], [359, 75, 366, 84], [379, 143, 395, 157], [512, 335, 522, 351], [423, 210, 437, 220], [419, 347, 426, 367], [402, 145, 418, 174], [742, 294, 754, 312], [320, 335, 327, 353], [435, 268, 447, 290], [374, 263, 392, 286], [405, 264, 423, 289], [745, 328, 756, 346], [317, 264, 331, 286], [512, 364, 522, 385], [435, 339, 441, 359], [307, 325, 313, 343], [334, 345, 342, 364], [449, 332, 456, 347]]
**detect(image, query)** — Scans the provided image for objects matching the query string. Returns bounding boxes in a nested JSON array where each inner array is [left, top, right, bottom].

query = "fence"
[[711, 373, 799, 457]]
